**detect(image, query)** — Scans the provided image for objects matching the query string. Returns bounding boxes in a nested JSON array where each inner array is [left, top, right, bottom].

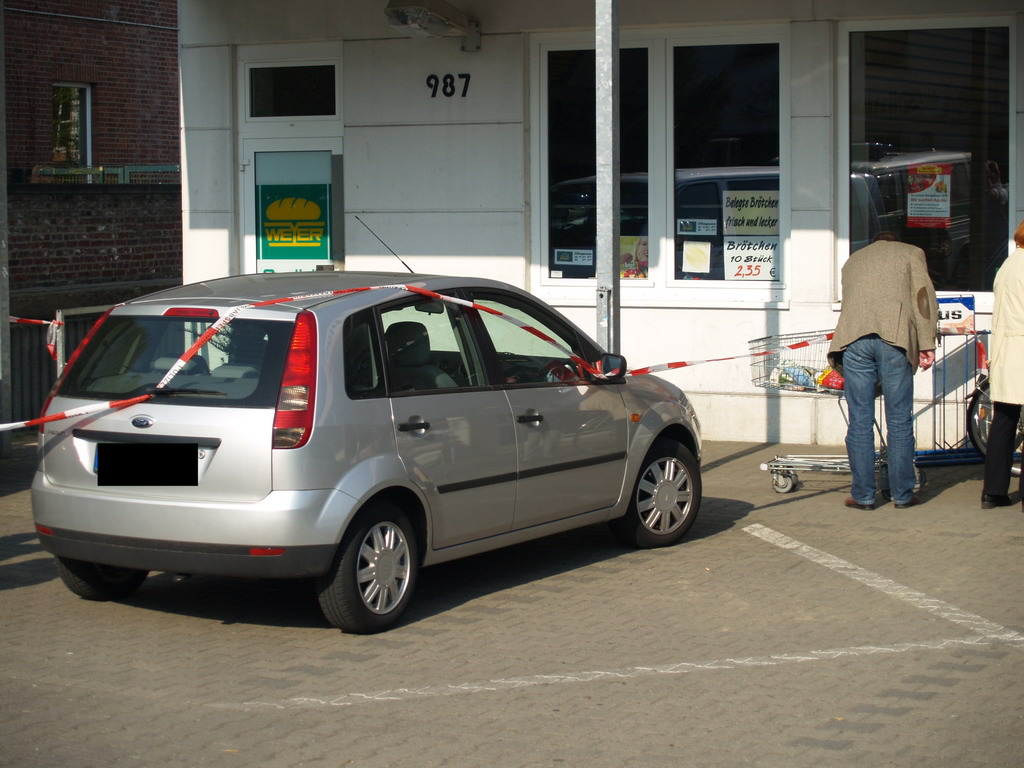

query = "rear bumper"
[[31, 473, 355, 578], [36, 525, 335, 578]]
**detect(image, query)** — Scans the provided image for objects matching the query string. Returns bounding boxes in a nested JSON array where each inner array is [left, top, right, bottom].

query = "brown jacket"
[[828, 240, 937, 372]]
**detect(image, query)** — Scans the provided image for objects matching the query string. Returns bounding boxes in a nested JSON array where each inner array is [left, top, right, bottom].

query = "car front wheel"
[[54, 556, 148, 600], [610, 439, 701, 548], [316, 500, 418, 634]]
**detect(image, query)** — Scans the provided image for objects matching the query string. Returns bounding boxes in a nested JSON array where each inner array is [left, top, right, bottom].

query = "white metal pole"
[[594, 0, 620, 353]]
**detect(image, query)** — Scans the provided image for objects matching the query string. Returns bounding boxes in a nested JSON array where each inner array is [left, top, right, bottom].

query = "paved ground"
[[2, 433, 1022, 767]]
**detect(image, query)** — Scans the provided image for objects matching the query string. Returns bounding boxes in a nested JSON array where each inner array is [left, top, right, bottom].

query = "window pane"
[[53, 85, 88, 165], [849, 27, 1009, 291], [673, 44, 780, 282], [469, 292, 586, 385], [381, 301, 484, 392], [59, 316, 289, 406], [250, 65, 336, 118], [547, 48, 649, 279]]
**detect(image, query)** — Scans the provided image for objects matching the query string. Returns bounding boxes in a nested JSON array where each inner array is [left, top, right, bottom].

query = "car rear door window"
[[379, 299, 486, 394]]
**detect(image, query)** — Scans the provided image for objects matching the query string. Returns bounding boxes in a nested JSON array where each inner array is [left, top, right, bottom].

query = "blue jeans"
[[841, 335, 916, 505]]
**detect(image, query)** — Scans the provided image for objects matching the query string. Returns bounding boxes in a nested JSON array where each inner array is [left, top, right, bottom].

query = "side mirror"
[[599, 353, 627, 380]]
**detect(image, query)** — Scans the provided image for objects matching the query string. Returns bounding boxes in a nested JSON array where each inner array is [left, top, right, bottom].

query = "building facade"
[[178, 0, 1023, 445]]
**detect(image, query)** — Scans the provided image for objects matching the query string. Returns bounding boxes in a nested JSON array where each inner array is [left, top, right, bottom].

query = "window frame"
[[237, 43, 344, 137], [530, 25, 790, 308], [836, 16, 1017, 309]]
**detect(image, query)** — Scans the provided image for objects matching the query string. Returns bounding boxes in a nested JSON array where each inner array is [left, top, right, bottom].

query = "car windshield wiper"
[[145, 387, 226, 397]]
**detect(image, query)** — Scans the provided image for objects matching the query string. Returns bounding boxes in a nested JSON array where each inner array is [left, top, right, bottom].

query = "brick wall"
[[8, 185, 182, 309], [4, 1, 179, 179]]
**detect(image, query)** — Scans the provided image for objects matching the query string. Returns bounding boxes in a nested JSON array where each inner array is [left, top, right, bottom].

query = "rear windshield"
[[59, 315, 292, 407]]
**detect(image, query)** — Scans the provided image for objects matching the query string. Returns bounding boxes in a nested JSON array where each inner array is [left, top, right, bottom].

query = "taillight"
[[38, 308, 114, 432], [273, 310, 317, 449]]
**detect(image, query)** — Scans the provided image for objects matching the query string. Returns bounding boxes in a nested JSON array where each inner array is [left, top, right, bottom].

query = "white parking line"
[[233, 635, 1000, 710], [229, 525, 1022, 711], [743, 523, 1023, 642]]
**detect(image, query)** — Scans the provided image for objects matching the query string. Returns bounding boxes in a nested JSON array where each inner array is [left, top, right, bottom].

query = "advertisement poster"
[[906, 163, 952, 229], [723, 190, 779, 281], [937, 295, 975, 335], [257, 184, 331, 268], [553, 248, 594, 267], [681, 241, 711, 274], [677, 218, 717, 236], [619, 235, 649, 279]]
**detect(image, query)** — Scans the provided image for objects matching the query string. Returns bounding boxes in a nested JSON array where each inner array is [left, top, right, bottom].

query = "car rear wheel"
[[54, 556, 148, 600], [316, 500, 418, 634], [610, 438, 701, 548]]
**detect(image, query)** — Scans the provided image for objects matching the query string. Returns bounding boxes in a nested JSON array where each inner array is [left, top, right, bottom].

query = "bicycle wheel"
[[966, 379, 992, 456], [967, 378, 1024, 474]]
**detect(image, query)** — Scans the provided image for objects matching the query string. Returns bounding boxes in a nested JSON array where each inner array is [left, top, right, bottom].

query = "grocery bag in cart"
[[748, 330, 844, 395]]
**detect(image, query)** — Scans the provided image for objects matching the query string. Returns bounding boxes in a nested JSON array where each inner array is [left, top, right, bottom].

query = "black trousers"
[[982, 400, 1023, 497]]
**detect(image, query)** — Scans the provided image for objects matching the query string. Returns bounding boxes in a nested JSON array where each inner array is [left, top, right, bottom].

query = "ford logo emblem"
[[131, 416, 154, 429]]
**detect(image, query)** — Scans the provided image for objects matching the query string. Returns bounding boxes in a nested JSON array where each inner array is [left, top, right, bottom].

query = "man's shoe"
[[981, 493, 1013, 509], [844, 497, 875, 510], [894, 496, 921, 509]]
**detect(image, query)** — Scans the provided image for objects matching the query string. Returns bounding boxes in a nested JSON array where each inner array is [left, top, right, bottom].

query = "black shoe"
[[981, 493, 1013, 509], [844, 497, 875, 510], [894, 496, 921, 509]]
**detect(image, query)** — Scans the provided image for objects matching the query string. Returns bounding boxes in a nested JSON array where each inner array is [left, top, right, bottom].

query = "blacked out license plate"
[[96, 443, 200, 486]]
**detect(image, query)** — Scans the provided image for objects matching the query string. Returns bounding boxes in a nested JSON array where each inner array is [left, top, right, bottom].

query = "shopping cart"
[[749, 330, 926, 495]]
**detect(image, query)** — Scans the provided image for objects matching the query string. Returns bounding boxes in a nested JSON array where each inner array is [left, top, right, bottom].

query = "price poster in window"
[[723, 190, 779, 281], [906, 163, 952, 229]]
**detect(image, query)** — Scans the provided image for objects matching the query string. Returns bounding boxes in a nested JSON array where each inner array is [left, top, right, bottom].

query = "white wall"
[[178, 0, 1024, 445]]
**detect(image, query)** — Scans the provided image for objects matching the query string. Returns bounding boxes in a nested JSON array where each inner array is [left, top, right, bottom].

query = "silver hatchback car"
[[32, 272, 702, 633]]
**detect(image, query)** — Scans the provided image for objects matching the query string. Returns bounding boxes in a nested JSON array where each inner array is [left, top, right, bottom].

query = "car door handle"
[[517, 411, 544, 424], [398, 420, 431, 432]]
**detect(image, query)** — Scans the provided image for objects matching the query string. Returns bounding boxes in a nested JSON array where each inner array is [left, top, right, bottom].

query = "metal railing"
[[31, 164, 180, 184]]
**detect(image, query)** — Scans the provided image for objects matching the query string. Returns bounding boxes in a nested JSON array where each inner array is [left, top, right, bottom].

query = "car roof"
[[851, 151, 971, 173], [121, 271, 532, 315], [553, 166, 779, 188]]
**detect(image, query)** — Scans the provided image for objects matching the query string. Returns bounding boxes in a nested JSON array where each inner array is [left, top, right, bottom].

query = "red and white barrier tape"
[[0, 285, 835, 433], [627, 332, 834, 376], [2, 284, 600, 432], [9, 317, 62, 361], [10, 316, 59, 326]]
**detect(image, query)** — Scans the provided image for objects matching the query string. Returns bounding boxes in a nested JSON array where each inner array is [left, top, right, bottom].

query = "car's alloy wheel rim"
[[637, 456, 692, 534], [357, 522, 411, 614]]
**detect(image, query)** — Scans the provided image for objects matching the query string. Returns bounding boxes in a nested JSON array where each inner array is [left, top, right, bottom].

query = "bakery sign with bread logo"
[[257, 185, 331, 262]]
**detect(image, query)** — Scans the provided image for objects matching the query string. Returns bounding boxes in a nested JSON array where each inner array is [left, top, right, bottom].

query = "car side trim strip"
[[517, 452, 626, 480], [437, 452, 625, 494]]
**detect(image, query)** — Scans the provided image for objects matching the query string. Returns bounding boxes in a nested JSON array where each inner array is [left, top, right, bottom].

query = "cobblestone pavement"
[[2, 433, 1022, 767]]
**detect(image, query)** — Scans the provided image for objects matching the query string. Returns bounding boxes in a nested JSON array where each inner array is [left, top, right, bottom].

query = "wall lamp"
[[384, 0, 481, 50]]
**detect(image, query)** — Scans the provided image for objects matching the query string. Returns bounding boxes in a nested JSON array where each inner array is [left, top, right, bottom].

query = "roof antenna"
[[355, 215, 414, 273]]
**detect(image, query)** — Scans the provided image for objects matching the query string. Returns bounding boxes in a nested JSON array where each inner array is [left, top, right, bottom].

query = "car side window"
[[379, 299, 485, 393], [344, 310, 386, 399], [466, 291, 587, 386]]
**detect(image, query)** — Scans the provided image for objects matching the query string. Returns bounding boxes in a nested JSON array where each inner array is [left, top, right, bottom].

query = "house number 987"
[[426, 73, 470, 98]]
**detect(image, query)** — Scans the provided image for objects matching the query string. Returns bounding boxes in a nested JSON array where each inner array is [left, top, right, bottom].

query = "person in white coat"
[[981, 219, 1024, 509]]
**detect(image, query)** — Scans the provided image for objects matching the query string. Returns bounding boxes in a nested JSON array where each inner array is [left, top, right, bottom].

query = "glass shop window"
[[849, 27, 1010, 291], [547, 48, 649, 280], [673, 44, 780, 283], [544, 41, 781, 286]]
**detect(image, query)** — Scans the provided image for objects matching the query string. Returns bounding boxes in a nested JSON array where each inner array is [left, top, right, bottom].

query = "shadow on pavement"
[[56, 497, 754, 632]]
